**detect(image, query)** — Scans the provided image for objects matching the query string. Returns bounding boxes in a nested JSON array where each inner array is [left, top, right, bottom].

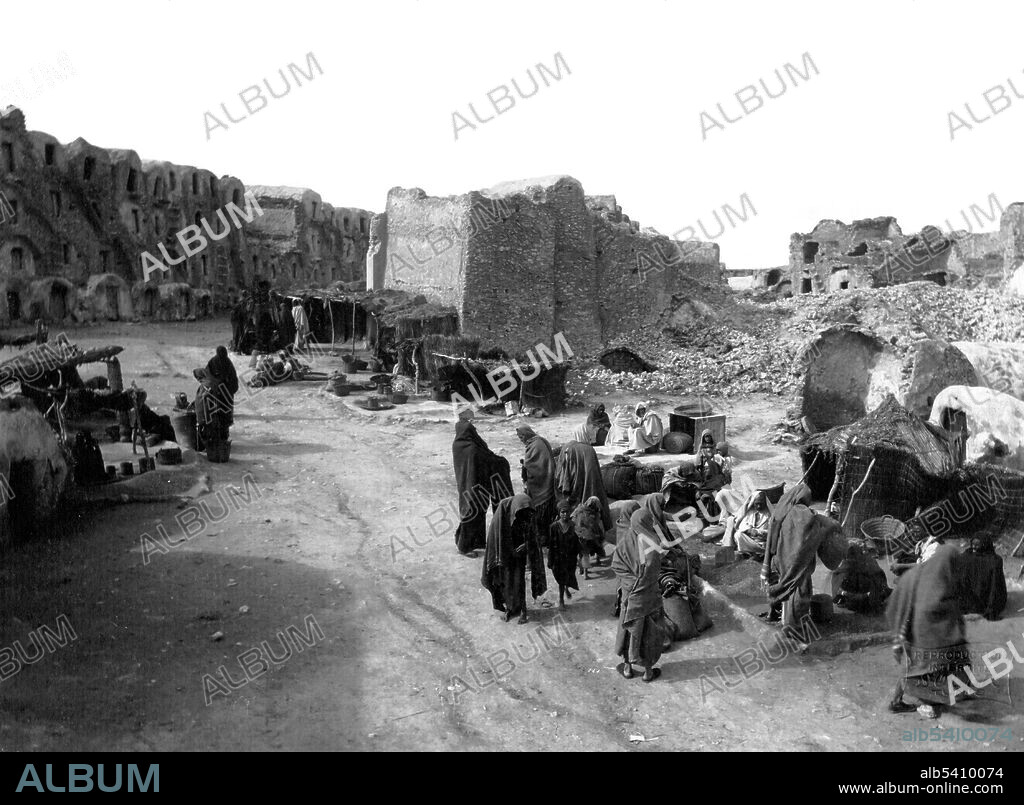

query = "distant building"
[[787, 215, 1016, 295], [0, 106, 372, 326]]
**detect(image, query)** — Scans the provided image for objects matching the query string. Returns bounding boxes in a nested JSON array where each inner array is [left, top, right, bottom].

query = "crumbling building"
[[787, 213, 1017, 296], [0, 106, 372, 326], [367, 175, 722, 355]]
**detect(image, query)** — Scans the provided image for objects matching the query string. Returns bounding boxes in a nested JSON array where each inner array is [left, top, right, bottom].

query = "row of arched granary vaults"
[[0, 105, 373, 327], [0, 274, 213, 327]]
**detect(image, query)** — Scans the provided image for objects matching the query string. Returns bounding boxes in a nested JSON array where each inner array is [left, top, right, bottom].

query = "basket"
[[389, 392, 408, 404], [601, 463, 637, 499], [860, 516, 906, 555], [635, 465, 665, 494], [171, 412, 198, 450], [156, 447, 183, 465]]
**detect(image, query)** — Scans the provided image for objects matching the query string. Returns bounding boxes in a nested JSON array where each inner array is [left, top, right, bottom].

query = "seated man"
[[831, 540, 891, 613], [724, 490, 770, 559], [957, 535, 1007, 620], [627, 402, 664, 455]]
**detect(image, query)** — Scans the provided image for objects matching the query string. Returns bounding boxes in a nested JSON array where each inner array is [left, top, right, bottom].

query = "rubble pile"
[[567, 283, 1024, 403], [774, 283, 1024, 350]]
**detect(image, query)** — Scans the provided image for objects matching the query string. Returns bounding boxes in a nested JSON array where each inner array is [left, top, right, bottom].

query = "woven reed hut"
[[801, 394, 960, 538]]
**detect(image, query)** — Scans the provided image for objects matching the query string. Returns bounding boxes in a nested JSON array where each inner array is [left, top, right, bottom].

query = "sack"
[[634, 465, 665, 495], [601, 463, 637, 499], [689, 597, 714, 633], [662, 593, 699, 640]]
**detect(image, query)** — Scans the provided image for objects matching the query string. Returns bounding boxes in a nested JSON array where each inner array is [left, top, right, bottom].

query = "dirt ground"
[[1, 317, 1022, 753]]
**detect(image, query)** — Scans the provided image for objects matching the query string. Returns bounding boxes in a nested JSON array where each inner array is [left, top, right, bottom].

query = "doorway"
[[105, 283, 120, 320], [49, 284, 68, 320]]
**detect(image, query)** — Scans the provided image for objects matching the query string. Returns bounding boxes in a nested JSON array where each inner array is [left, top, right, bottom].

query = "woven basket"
[[860, 516, 906, 555]]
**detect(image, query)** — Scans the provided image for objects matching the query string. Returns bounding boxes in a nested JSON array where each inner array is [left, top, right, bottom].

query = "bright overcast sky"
[[3, 0, 1023, 270]]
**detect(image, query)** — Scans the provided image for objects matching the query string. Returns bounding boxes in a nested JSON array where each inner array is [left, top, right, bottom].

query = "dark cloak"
[[763, 500, 846, 606], [956, 537, 1007, 620], [556, 441, 612, 532], [452, 421, 507, 553], [481, 494, 547, 616], [278, 299, 296, 346], [887, 544, 972, 702], [611, 498, 667, 665], [547, 519, 580, 591], [588, 404, 611, 429], [519, 425, 556, 536], [207, 349, 239, 397]]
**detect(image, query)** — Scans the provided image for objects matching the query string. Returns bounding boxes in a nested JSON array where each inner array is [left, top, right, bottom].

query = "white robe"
[[628, 412, 664, 451]]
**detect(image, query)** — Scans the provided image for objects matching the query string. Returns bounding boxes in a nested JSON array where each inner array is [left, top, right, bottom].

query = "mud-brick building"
[[0, 106, 373, 326], [367, 175, 722, 356], [788, 213, 1020, 296], [245, 187, 372, 291]]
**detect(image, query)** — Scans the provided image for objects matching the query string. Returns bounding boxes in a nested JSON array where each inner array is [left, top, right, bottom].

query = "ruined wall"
[[365, 213, 388, 290], [789, 217, 902, 294], [0, 107, 372, 325], [948, 231, 1004, 288], [790, 211, 1024, 295], [595, 214, 721, 337], [378, 176, 722, 356], [1000, 203, 1024, 288], [382, 187, 471, 311]]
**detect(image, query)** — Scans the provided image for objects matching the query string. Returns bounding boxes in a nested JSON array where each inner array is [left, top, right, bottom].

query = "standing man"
[[516, 424, 556, 539], [292, 296, 311, 350]]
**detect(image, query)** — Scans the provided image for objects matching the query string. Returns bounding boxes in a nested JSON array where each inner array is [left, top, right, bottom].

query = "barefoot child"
[[547, 500, 580, 609]]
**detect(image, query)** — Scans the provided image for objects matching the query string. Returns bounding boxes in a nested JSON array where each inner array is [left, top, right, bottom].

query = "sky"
[[3, 0, 1024, 270]]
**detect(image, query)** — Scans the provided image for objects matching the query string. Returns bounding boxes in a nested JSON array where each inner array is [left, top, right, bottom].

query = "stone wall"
[[0, 106, 372, 325], [373, 176, 723, 356], [245, 186, 371, 291], [381, 187, 471, 311]]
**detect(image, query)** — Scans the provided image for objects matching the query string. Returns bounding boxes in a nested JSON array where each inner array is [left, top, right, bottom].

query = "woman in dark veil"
[[452, 411, 510, 555]]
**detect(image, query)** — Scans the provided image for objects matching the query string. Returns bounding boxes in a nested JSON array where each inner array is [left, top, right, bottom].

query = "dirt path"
[[0, 318, 1021, 752]]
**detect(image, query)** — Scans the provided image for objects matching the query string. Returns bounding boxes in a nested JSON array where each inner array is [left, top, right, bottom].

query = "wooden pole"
[[796, 451, 820, 489], [825, 452, 846, 513], [328, 298, 336, 352], [841, 457, 876, 529], [351, 297, 357, 359]]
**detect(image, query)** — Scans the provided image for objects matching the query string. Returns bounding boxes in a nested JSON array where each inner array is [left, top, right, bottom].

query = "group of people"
[[229, 284, 313, 358], [452, 407, 717, 684], [452, 402, 1012, 705], [454, 410, 613, 622], [606, 402, 665, 455]]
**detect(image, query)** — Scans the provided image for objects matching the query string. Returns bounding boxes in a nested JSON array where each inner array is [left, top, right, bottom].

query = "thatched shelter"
[[0, 395, 71, 547], [801, 394, 960, 538], [282, 287, 457, 350]]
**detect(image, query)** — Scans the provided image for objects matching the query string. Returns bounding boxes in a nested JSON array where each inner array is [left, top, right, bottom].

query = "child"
[[548, 501, 580, 609], [572, 496, 606, 578]]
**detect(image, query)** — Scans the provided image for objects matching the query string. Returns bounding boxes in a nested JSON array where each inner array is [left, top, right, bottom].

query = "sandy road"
[[0, 318, 1021, 752]]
